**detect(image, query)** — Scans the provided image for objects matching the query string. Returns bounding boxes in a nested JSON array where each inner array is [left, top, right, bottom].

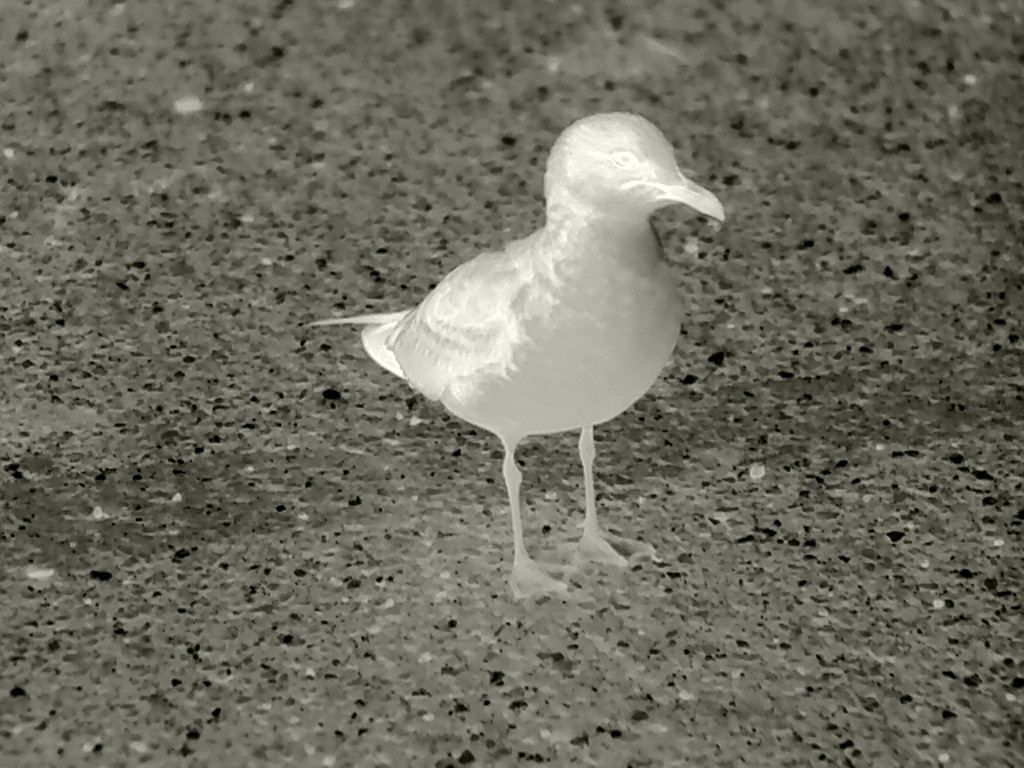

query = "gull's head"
[[544, 112, 725, 222]]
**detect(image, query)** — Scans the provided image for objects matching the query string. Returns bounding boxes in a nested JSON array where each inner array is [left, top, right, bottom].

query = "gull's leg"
[[502, 438, 574, 599], [574, 425, 656, 566]]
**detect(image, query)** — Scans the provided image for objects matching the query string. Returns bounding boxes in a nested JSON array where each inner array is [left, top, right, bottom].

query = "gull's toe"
[[574, 528, 656, 567], [509, 557, 578, 600]]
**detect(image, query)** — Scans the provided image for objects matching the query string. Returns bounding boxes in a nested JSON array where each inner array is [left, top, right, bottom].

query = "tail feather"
[[361, 320, 407, 379], [309, 310, 411, 381], [307, 311, 409, 327]]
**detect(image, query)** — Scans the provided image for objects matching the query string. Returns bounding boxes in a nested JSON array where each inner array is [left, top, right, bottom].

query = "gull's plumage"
[[311, 112, 725, 599]]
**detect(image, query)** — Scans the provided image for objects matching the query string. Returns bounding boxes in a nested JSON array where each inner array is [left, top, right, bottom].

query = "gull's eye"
[[608, 150, 641, 170]]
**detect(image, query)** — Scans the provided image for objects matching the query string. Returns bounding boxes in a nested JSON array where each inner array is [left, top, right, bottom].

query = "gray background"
[[1, 0, 1021, 766]]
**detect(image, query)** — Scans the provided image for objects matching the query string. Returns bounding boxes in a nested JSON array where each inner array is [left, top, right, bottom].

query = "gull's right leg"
[[572, 426, 656, 566], [501, 438, 575, 599]]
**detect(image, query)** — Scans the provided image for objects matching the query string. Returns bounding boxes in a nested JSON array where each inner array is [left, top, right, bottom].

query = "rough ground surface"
[[1, 1, 1022, 766]]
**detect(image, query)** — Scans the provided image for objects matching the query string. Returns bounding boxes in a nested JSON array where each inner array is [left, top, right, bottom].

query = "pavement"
[[1, 1, 1021, 766]]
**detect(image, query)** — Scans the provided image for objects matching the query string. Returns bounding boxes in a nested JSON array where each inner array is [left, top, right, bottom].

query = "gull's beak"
[[648, 172, 726, 221]]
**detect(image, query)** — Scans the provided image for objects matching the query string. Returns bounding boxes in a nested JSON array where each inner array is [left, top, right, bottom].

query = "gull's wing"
[[390, 238, 539, 402]]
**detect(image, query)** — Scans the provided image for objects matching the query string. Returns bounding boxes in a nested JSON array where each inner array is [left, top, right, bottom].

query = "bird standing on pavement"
[[311, 112, 725, 599]]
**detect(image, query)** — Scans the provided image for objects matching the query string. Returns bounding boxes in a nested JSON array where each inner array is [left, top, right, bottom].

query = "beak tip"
[[694, 196, 725, 223], [662, 174, 726, 222]]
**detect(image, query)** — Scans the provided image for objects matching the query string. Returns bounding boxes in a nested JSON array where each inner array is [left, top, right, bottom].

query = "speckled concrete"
[[1, 1, 1021, 766]]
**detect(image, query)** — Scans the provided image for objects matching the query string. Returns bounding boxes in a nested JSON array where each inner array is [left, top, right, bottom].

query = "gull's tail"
[[308, 311, 411, 380]]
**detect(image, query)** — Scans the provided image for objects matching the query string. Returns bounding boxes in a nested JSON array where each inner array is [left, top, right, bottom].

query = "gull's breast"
[[443, 225, 683, 439]]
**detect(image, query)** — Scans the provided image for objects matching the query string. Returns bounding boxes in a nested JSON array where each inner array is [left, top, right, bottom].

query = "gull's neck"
[[532, 192, 661, 284], [542, 193, 653, 241]]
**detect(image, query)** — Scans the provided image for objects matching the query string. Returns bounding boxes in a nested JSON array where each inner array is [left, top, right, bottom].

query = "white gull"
[[312, 112, 725, 599]]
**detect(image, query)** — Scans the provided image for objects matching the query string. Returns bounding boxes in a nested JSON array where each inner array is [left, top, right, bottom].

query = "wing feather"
[[391, 244, 534, 401]]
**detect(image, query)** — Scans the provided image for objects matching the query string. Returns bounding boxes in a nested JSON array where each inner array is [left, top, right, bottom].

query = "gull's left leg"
[[573, 425, 656, 566], [502, 437, 576, 600]]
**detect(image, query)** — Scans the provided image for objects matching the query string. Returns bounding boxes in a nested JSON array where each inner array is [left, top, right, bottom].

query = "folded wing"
[[390, 245, 533, 403]]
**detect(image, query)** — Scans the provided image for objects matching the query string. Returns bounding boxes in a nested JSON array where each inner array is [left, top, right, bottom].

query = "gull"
[[311, 112, 725, 599]]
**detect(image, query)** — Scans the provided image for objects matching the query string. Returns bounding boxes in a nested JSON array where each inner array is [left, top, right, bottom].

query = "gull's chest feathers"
[[519, 222, 682, 368], [445, 221, 684, 437]]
